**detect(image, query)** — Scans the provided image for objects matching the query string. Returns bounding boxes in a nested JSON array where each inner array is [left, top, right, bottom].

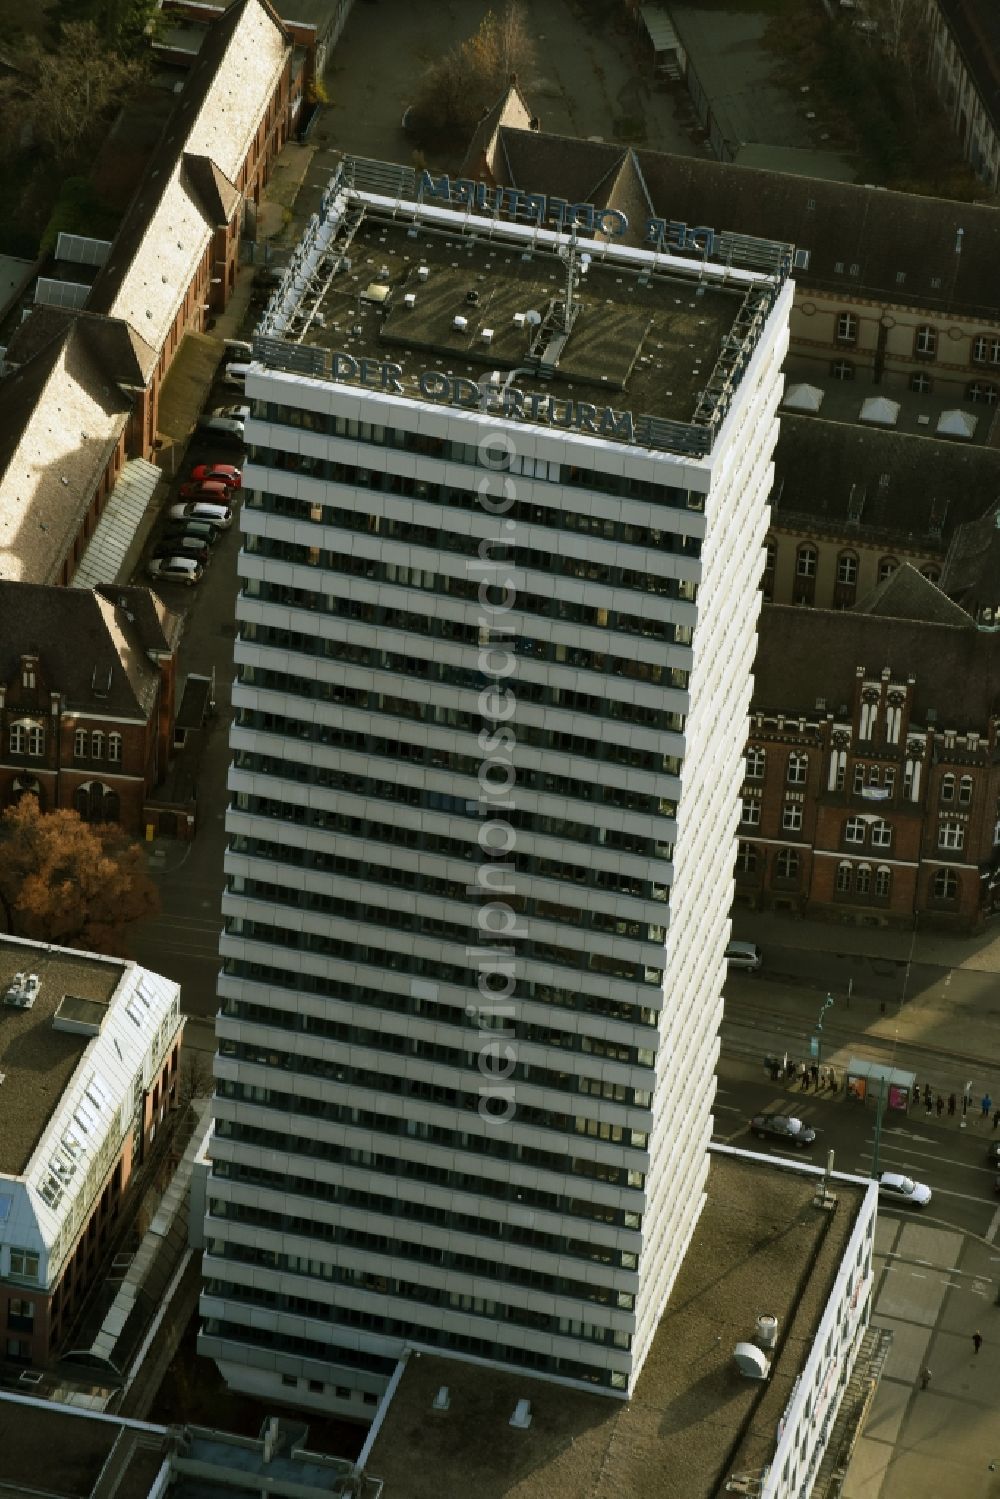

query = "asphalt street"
[[715, 1060, 1000, 1242]]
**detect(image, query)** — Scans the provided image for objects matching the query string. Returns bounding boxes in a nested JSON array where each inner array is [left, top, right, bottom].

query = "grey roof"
[[96, 582, 185, 656], [940, 0, 1000, 135], [754, 602, 1000, 726], [493, 128, 1000, 319], [770, 415, 1000, 548], [853, 561, 975, 627], [0, 582, 180, 718], [941, 500, 1000, 606]]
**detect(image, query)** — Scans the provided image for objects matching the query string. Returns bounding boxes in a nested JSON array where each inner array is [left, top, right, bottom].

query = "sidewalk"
[[732, 906, 1000, 975]]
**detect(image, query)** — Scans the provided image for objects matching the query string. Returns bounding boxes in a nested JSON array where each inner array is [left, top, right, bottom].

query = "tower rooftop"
[[250, 159, 792, 456]]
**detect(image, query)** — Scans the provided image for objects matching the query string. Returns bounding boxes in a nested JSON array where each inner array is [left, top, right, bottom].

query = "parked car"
[[168, 501, 232, 529], [178, 479, 232, 501], [749, 1113, 816, 1148], [876, 1171, 932, 1207], [726, 940, 762, 971], [212, 403, 250, 422], [198, 415, 245, 443], [152, 538, 209, 564], [223, 338, 253, 359], [223, 361, 251, 387], [190, 462, 242, 489], [148, 556, 204, 586], [162, 519, 219, 548]]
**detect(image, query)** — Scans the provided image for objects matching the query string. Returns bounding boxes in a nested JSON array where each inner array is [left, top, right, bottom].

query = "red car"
[[190, 462, 242, 490], [178, 479, 231, 501]]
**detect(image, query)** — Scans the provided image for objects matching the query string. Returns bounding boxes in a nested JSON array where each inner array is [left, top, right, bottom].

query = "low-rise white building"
[[0, 937, 184, 1366]]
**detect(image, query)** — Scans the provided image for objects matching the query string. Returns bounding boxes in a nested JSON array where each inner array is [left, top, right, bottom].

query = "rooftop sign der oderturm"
[[248, 155, 797, 460]]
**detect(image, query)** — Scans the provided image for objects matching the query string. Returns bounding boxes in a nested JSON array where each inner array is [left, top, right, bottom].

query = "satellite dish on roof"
[[524, 309, 541, 326]]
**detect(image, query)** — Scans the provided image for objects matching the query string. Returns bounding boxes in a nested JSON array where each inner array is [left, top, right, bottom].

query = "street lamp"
[[814, 993, 834, 1068]]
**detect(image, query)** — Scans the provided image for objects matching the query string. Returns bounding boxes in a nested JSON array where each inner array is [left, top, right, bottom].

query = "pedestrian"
[[936, 1095, 944, 1117], [924, 1085, 932, 1110], [993, 1109, 1000, 1131], [973, 1331, 983, 1355], [983, 1092, 993, 1119], [963, 1095, 969, 1118], [911, 1083, 920, 1111], [798, 1061, 808, 1088], [948, 1094, 956, 1116], [828, 1067, 838, 1094], [919, 1366, 931, 1390], [810, 1063, 820, 1090]]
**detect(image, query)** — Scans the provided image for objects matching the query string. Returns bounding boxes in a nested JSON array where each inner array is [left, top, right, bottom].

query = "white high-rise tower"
[[199, 159, 793, 1418]]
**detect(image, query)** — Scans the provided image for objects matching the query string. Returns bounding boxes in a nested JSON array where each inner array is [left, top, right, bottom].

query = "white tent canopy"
[[859, 396, 900, 426], [783, 382, 824, 413], [936, 408, 978, 438]]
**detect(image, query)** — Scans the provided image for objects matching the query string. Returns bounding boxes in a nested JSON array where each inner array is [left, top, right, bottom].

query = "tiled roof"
[[459, 78, 535, 178], [852, 561, 974, 626], [770, 415, 1000, 548], [88, 0, 289, 351], [4, 307, 157, 385], [0, 326, 130, 583], [180, 151, 241, 226], [493, 127, 1000, 319], [753, 602, 1000, 727], [0, 582, 179, 717]]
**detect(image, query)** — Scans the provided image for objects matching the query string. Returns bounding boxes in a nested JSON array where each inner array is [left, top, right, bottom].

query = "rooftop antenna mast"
[[559, 225, 590, 335]]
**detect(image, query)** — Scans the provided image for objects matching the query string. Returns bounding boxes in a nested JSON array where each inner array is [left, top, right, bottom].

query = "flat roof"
[[0, 945, 124, 1176], [254, 172, 785, 453], [0, 1397, 168, 1499], [363, 1153, 867, 1499]]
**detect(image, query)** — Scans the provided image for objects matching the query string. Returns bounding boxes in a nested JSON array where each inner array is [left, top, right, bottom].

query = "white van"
[[198, 415, 244, 442], [223, 338, 253, 359], [223, 362, 251, 388], [725, 940, 762, 971]]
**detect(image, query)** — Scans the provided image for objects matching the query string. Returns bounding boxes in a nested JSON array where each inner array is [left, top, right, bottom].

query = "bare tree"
[[0, 21, 145, 166], [176, 1051, 215, 1112], [409, 1, 535, 142]]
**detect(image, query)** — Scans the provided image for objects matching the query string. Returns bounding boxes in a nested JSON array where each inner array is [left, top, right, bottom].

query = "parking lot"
[[125, 320, 257, 1017]]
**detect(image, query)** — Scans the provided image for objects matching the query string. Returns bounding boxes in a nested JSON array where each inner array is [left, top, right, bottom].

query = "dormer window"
[[22, 664, 35, 690]]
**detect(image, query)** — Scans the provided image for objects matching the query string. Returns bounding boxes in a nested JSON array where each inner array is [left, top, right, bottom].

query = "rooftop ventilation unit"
[[403, 293, 416, 309], [4, 972, 40, 1009], [417, 265, 429, 281], [733, 1343, 770, 1380], [432, 1386, 450, 1411], [481, 328, 494, 345], [755, 1314, 778, 1351], [453, 315, 468, 332], [512, 312, 526, 328], [509, 1399, 533, 1429]]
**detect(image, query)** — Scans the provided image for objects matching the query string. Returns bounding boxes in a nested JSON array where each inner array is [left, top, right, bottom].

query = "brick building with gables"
[[739, 566, 1000, 930], [0, 583, 184, 837]]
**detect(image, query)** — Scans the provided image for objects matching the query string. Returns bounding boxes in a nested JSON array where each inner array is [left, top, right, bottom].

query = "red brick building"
[[0, 0, 299, 587], [0, 582, 183, 838], [737, 566, 1000, 931]]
